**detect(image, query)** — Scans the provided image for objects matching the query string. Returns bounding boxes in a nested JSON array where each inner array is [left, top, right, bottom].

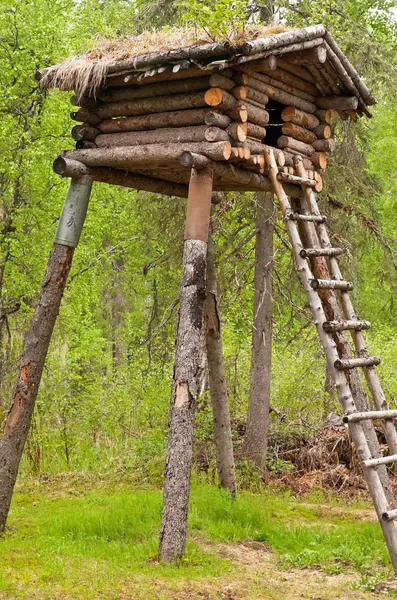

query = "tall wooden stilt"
[[204, 233, 237, 494], [159, 166, 213, 563], [242, 191, 274, 471], [0, 177, 92, 531]]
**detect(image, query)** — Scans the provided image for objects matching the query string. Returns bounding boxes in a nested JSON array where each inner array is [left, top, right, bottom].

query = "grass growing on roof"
[[0, 480, 391, 599]]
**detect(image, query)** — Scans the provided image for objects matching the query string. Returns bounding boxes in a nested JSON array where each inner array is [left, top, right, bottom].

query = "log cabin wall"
[[42, 25, 375, 197]]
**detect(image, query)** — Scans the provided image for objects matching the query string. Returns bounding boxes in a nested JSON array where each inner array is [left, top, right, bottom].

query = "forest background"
[[0, 0, 397, 487]]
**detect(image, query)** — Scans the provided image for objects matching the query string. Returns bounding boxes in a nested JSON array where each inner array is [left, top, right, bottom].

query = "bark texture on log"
[[65, 142, 232, 168], [244, 66, 318, 96], [242, 191, 273, 470], [97, 91, 211, 119], [0, 243, 75, 531], [241, 25, 325, 56], [315, 96, 358, 110], [278, 135, 315, 156], [159, 167, 213, 563], [98, 108, 216, 133], [284, 46, 327, 65], [95, 125, 212, 147], [281, 122, 317, 144], [281, 106, 320, 130], [204, 234, 237, 494], [54, 157, 189, 197]]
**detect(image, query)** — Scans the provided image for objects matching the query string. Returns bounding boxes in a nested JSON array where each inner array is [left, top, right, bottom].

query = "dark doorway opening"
[[265, 99, 284, 148]]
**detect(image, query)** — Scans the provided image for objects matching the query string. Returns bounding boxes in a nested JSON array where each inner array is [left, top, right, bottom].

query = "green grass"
[[0, 478, 392, 599]]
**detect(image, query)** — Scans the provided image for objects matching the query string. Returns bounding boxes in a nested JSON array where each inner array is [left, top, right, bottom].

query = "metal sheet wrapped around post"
[[54, 177, 93, 247]]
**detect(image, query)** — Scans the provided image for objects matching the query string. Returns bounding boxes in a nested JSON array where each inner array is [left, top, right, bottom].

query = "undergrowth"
[[0, 479, 392, 599]]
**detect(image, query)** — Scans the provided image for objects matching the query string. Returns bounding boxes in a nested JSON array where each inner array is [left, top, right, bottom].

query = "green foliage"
[[0, 481, 393, 598]]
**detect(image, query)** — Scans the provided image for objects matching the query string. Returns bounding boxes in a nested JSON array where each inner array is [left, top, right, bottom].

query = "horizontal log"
[[246, 122, 266, 140], [65, 142, 232, 169], [277, 172, 316, 188], [70, 95, 97, 110], [231, 85, 269, 105], [95, 125, 212, 147], [99, 76, 213, 103], [315, 96, 359, 110], [70, 110, 101, 126], [98, 108, 216, 133], [284, 46, 327, 65], [344, 409, 397, 424], [120, 65, 221, 87], [238, 102, 269, 127], [204, 88, 239, 110], [283, 151, 314, 171], [276, 58, 317, 85], [225, 105, 248, 123], [314, 109, 332, 123], [97, 91, 212, 119], [243, 75, 316, 113], [75, 140, 97, 149], [334, 356, 381, 370], [53, 157, 189, 197], [313, 123, 332, 138], [242, 64, 318, 96], [225, 122, 247, 142], [204, 112, 232, 128], [235, 55, 277, 70], [179, 152, 209, 169], [71, 125, 101, 141], [311, 278, 353, 291], [241, 71, 315, 104], [241, 24, 326, 56], [281, 122, 317, 144], [311, 152, 327, 169], [363, 454, 397, 468], [312, 138, 335, 153], [323, 319, 370, 333], [281, 107, 320, 130], [278, 135, 315, 157], [204, 127, 232, 142]]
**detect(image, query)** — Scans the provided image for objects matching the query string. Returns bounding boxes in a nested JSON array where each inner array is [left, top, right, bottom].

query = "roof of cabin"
[[37, 24, 375, 114]]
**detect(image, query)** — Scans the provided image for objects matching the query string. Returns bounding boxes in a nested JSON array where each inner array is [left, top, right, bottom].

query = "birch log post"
[[0, 178, 92, 531], [242, 191, 274, 470], [204, 233, 237, 494], [159, 166, 213, 563]]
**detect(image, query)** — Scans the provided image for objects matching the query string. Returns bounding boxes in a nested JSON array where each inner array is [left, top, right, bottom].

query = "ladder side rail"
[[265, 148, 397, 573], [294, 157, 397, 455]]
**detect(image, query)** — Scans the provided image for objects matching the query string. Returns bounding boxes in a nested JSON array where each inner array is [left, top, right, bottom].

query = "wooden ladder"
[[264, 147, 397, 572]]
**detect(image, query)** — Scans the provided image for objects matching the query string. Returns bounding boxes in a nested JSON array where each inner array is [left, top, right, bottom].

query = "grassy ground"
[[0, 476, 395, 599]]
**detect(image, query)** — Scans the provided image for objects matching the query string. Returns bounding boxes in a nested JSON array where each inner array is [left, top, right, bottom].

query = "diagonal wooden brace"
[[0, 177, 92, 532]]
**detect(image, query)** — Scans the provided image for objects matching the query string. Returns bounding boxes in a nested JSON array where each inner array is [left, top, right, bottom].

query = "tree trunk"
[[0, 178, 92, 532], [0, 243, 74, 530], [159, 166, 213, 563], [204, 234, 236, 494], [242, 191, 274, 470]]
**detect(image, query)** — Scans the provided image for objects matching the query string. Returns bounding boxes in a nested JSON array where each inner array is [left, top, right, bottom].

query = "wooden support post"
[[204, 233, 237, 494], [0, 177, 92, 531], [242, 192, 274, 470], [159, 166, 213, 563]]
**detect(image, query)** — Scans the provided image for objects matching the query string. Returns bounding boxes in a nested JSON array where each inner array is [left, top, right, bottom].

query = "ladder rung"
[[277, 172, 316, 188], [334, 356, 381, 370], [363, 454, 397, 468], [300, 247, 344, 258], [344, 409, 397, 423], [311, 279, 354, 291], [288, 213, 327, 223], [323, 319, 371, 333], [382, 509, 397, 521]]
